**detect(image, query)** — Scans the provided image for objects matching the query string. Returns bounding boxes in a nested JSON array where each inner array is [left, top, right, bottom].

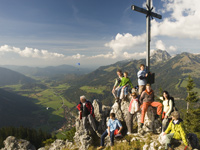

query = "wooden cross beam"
[[131, 0, 162, 72]]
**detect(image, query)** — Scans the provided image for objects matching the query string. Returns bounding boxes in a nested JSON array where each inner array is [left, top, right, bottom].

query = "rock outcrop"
[[1, 97, 193, 150], [110, 95, 161, 134], [73, 95, 162, 150], [73, 99, 111, 150], [1, 136, 36, 150]]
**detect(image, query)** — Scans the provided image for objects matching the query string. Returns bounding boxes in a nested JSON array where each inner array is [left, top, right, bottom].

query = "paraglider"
[[77, 63, 80, 71]]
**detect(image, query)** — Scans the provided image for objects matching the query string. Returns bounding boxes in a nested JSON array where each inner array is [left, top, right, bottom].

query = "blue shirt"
[[107, 118, 122, 132], [137, 70, 147, 85]]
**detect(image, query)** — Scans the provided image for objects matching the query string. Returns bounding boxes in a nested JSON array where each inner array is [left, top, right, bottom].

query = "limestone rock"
[[1, 136, 36, 150], [73, 99, 111, 150]]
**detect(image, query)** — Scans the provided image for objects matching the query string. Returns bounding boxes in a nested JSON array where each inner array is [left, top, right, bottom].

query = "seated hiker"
[[137, 64, 148, 95], [97, 113, 122, 150], [112, 69, 123, 99], [160, 91, 174, 132], [139, 84, 162, 128], [163, 111, 188, 150], [127, 92, 140, 134], [77, 95, 97, 132], [116, 71, 133, 101]]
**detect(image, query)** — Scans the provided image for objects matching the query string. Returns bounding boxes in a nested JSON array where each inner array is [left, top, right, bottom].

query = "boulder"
[[1, 136, 36, 150]]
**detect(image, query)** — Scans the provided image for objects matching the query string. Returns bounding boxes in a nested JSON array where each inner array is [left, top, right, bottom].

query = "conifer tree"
[[185, 75, 200, 138], [186, 75, 198, 112]]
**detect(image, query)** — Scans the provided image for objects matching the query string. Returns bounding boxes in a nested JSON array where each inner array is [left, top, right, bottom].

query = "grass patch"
[[80, 86, 107, 94], [3, 84, 22, 90], [104, 66, 116, 72], [177, 79, 200, 96]]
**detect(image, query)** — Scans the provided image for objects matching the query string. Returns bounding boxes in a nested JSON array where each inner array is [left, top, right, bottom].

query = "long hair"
[[162, 91, 170, 100]]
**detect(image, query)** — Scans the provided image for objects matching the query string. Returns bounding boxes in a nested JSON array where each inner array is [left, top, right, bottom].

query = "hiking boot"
[[140, 123, 144, 128], [97, 146, 104, 150]]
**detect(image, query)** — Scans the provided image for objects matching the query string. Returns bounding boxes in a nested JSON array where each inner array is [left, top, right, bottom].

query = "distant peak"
[[151, 49, 171, 63]]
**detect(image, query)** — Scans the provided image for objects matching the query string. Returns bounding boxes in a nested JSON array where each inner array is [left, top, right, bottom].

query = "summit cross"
[[131, 0, 162, 72]]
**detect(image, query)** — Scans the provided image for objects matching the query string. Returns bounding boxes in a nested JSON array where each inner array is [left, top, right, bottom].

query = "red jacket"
[[77, 100, 95, 119]]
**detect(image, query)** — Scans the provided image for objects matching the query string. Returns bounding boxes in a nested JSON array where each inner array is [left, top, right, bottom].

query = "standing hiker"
[[127, 92, 140, 134], [77, 95, 97, 132], [137, 64, 148, 95]]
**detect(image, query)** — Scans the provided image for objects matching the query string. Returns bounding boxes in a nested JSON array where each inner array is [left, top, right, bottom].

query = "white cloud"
[[71, 53, 85, 59], [104, 33, 146, 58], [0, 45, 65, 59], [123, 51, 146, 59], [155, 40, 166, 50], [154, 40, 177, 53], [168, 45, 177, 52], [152, 0, 200, 39]]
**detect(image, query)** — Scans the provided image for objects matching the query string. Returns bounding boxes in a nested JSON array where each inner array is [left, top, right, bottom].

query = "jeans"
[[100, 130, 115, 146], [82, 114, 97, 131], [117, 86, 128, 98]]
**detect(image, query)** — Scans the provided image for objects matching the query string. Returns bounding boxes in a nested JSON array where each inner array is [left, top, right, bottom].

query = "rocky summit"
[[1, 95, 195, 150]]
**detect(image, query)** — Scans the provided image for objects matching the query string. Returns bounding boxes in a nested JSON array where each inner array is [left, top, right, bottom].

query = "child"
[[97, 113, 122, 150], [137, 64, 148, 95], [127, 92, 139, 134], [116, 72, 133, 101], [163, 111, 188, 150]]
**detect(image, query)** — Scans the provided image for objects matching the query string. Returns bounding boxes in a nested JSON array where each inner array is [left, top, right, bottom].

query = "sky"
[[0, 0, 200, 68]]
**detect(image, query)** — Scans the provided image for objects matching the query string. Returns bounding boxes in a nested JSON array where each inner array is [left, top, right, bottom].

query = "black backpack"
[[187, 133, 200, 149], [168, 97, 178, 113]]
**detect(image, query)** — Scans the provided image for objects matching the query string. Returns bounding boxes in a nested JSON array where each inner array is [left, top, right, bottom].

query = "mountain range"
[[0, 50, 199, 129], [0, 67, 35, 86], [2, 64, 93, 77], [61, 50, 200, 106]]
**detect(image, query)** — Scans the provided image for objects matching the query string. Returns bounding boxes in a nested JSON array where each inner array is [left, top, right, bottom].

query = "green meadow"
[[1, 82, 75, 130], [80, 85, 107, 94], [175, 78, 200, 95]]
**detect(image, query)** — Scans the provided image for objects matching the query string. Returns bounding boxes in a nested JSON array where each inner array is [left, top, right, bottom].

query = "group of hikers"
[[76, 64, 190, 150]]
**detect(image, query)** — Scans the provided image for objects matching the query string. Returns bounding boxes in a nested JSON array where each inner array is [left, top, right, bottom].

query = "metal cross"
[[131, 0, 162, 72]]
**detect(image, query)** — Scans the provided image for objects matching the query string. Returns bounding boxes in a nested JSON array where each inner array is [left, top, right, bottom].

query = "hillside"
[[61, 51, 200, 106], [0, 67, 35, 86], [0, 88, 52, 128]]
